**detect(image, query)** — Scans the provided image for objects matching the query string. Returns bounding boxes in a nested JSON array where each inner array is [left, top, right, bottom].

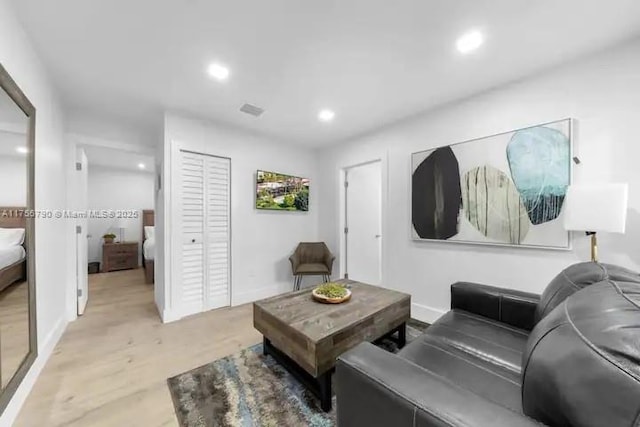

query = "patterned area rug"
[[167, 320, 427, 427]]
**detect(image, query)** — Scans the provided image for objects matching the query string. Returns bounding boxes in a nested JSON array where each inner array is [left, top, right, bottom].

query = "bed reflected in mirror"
[[0, 82, 30, 390]]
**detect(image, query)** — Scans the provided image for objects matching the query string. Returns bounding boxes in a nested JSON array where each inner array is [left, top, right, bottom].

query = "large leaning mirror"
[[0, 63, 37, 414]]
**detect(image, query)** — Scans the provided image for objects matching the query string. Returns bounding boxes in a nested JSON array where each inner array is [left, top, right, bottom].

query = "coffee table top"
[[253, 279, 410, 343]]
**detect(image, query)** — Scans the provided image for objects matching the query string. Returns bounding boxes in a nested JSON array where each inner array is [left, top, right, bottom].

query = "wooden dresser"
[[102, 242, 139, 272]]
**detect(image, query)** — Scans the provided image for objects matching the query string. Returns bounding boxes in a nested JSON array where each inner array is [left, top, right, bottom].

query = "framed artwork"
[[256, 170, 309, 212], [411, 118, 572, 249]]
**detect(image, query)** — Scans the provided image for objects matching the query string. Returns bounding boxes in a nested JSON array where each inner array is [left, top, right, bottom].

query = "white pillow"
[[144, 226, 155, 240], [0, 228, 25, 248]]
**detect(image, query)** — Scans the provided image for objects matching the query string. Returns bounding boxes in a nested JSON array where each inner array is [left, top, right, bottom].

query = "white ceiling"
[[10, 0, 640, 146], [82, 145, 155, 174]]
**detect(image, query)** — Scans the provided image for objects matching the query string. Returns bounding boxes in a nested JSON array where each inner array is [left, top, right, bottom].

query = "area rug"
[[167, 320, 427, 427]]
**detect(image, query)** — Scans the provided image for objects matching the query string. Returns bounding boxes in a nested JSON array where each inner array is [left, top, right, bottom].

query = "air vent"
[[240, 103, 265, 117]]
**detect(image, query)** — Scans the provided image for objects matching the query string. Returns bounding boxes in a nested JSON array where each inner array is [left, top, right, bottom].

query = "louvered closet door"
[[179, 150, 231, 316], [180, 151, 206, 314], [204, 155, 230, 310]]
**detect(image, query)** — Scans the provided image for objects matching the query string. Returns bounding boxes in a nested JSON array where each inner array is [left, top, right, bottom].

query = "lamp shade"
[[563, 183, 628, 233], [113, 218, 128, 229]]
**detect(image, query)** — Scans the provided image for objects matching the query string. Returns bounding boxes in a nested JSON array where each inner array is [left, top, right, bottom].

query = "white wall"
[[87, 165, 154, 265], [161, 113, 319, 321], [154, 128, 165, 317], [0, 0, 71, 424], [318, 39, 640, 323], [0, 157, 26, 206]]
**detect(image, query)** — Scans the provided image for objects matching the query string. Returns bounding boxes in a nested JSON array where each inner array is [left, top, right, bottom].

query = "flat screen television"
[[256, 170, 309, 212]]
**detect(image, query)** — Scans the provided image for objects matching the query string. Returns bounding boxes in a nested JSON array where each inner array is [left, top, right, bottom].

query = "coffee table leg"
[[262, 335, 333, 412], [398, 322, 407, 348], [263, 337, 270, 356], [318, 370, 332, 412]]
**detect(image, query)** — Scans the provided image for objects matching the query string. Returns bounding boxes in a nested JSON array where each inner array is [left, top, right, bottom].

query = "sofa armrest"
[[451, 282, 540, 331], [336, 343, 541, 427]]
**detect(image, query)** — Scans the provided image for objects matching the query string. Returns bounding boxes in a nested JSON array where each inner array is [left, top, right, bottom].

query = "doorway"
[[73, 144, 157, 317], [342, 160, 382, 285]]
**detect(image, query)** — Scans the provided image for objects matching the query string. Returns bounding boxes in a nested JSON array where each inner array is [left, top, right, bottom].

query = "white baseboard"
[[411, 302, 446, 324], [161, 308, 182, 324], [0, 316, 68, 427], [232, 284, 288, 306], [160, 285, 288, 323]]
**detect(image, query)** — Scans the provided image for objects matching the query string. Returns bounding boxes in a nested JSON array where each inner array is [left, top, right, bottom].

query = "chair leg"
[[293, 275, 299, 291]]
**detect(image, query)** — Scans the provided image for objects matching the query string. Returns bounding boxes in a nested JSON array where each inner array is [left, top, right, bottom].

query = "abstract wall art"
[[411, 146, 461, 240], [411, 119, 572, 249]]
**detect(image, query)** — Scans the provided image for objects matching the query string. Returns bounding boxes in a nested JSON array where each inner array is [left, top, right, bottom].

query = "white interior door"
[[345, 161, 382, 285], [76, 148, 89, 315], [205, 155, 231, 310], [179, 151, 206, 316], [177, 150, 230, 317]]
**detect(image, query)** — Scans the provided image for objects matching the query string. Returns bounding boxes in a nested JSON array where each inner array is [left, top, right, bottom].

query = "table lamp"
[[563, 183, 628, 262], [113, 218, 128, 243]]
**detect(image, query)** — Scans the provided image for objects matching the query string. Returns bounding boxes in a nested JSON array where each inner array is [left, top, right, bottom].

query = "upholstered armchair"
[[289, 242, 335, 290]]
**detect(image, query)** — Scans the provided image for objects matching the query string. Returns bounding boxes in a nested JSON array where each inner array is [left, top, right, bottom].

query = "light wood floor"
[[0, 280, 29, 389], [15, 268, 262, 427]]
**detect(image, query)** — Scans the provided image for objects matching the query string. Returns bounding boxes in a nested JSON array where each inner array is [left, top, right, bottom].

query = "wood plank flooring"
[[15, 268, 261, 427], [0, 280, 29, 389]]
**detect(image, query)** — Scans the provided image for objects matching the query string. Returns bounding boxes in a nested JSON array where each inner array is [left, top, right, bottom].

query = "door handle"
[[375, 234, 381, 238], [191, 239, 196, 243]]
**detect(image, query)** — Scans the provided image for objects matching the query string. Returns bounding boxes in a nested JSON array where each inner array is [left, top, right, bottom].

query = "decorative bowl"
[[312, 287, 352, 304]]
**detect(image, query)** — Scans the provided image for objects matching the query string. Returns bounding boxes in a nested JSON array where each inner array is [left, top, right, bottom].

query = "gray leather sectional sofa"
[[335, 262, 640, 426]]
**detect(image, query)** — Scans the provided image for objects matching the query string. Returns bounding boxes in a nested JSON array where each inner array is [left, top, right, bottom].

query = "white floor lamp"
[[563, 183, 628, 262]]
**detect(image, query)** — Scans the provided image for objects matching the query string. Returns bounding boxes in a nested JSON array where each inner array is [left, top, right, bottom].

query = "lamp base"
[[586, 231, 598, 262]]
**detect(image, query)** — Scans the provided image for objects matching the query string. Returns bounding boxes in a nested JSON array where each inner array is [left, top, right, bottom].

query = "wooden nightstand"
[[102, 242, 139, 272]]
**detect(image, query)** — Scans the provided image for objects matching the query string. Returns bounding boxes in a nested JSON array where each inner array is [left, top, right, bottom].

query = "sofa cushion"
[[398, 309, 527, 412], [534, 261, 639, 323]]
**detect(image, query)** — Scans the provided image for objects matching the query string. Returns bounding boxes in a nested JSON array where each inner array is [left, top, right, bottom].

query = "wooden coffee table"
[[253, 279, 411, 411]]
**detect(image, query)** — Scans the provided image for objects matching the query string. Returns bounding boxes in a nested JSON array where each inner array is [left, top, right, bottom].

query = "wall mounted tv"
[[256, 170, 309, 212]]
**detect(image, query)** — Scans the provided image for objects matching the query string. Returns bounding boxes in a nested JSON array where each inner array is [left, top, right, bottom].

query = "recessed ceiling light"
[[207, 62, 230, 81], [138, 163, 146, 170], [15, 146, 28, 154], [318, 109, 335, 122], [456, 30, 484, 54]]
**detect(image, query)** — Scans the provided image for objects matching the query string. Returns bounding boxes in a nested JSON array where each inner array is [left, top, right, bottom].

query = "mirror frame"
[[0, 63, 37, 415]]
